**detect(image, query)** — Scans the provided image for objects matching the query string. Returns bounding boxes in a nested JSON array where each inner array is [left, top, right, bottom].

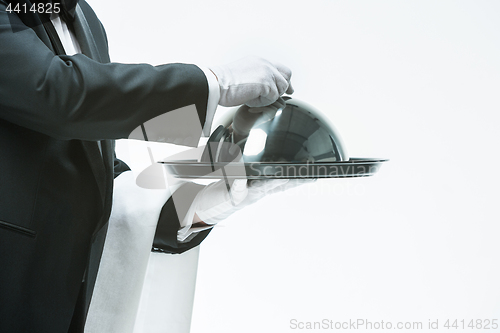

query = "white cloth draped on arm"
[[84, 171, 179, 333]]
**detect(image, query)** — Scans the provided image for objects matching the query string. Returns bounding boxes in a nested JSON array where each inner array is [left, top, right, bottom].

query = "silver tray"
[[160, 158, 388, 179]]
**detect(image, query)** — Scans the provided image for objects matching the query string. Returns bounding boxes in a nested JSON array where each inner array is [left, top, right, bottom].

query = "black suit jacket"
[[0, 1, 211, 331]]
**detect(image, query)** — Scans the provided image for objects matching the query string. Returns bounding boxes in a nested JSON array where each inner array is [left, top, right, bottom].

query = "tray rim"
[[159, 157, 389, 166], [159, 157, 388, 179]]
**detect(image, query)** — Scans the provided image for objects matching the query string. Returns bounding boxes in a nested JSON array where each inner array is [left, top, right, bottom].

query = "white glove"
[[194, 178, 312, 225], [232, 98, 286, 137], [209, 56, 294, 107]]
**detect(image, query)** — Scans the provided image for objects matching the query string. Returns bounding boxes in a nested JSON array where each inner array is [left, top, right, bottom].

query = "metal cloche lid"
[[201, 96, 349, 164], [159, 97, 387, 180]]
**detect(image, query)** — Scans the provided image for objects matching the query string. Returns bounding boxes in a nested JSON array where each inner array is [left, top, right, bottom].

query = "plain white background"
[[86, 1, 500, 332]]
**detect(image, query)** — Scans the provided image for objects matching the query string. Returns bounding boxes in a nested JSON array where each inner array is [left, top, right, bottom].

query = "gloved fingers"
[[244, 58, 290, 107], [233, 99, 285, 137], [195, 178, 248, 220], [210, 56, 293, 108], [273, 97, 287, 110], [246, 98, 285, 123], [194, 179, 242, 224], [228, 178, 249, 203], [248, 97, 286, 114], [272, 61, 291, 79], [209, 178, 249, 205], [244, 84, 280, 108], [273, 68, 292, 98], [272, 61, 294, 95]]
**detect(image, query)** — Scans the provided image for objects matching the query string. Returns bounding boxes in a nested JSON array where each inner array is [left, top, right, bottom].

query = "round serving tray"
[[160, 158, 388, 179]]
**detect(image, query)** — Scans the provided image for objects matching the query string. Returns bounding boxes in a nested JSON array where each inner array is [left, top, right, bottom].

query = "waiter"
[[0, 1, 294, 332]]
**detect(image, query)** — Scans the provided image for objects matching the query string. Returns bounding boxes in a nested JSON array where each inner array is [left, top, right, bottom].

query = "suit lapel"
[[72, 4, 103, 62]]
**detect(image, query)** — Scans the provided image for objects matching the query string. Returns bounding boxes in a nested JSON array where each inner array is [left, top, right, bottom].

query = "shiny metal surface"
[[203, 97, 349, 164], [161, 158, 387, 179]]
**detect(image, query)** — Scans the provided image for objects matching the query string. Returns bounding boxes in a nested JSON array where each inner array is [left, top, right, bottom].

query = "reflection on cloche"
[[203, 97, 349, 164]]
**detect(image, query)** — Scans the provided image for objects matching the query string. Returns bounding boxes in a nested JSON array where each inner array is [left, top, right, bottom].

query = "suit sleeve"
[[0, 3, 209, 141]]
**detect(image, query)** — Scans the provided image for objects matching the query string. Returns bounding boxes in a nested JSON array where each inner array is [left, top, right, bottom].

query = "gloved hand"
[[193, 178, 313, 225], [232, 98, 286, 137], [209, 56, 294, 107]]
